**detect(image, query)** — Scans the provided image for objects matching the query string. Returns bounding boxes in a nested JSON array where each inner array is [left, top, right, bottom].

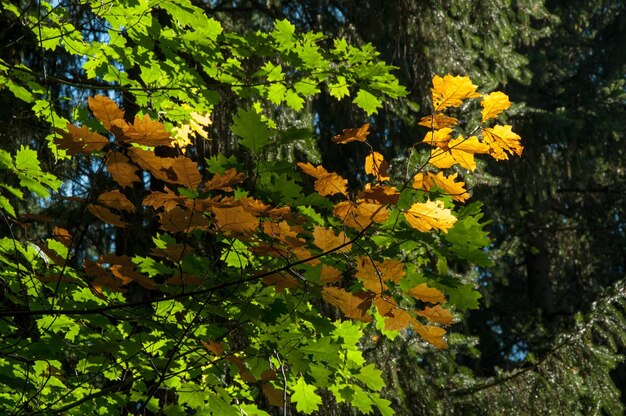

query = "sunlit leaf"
[[403, 200, 457, 232], [431, 74, 480, 111]]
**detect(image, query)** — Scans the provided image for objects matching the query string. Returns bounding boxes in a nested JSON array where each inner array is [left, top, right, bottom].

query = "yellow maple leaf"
[[413, 172, 469, 202], [172, 110, 212, 151], [422, 127, 453, 148], [480, 91, 511, 122], [431, 75, 480, 111], [312, 226, 351, 253], [418, 113, 458, 130], [403, 200, 457, 232], [429, 136, 489, 171], [482, 124, 523, 160], [364, 151, 390, 181]]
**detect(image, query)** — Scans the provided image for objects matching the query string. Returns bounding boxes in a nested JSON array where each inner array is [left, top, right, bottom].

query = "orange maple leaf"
[[321, 287, 373, 322], [409, 283, 446, 304], [312, 226, 351, 253], [331, 123, 370, 144]]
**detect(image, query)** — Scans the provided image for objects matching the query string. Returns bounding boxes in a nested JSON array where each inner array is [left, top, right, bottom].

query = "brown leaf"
[[212, 206, 259, 235], [333, 201, 389, 230], [97, 190, 136, 213], [321, 287, 373, 322], [201, 340, 224, 356], [296, 162, 330, 179], [100, 254, 158, 290], [56, 123, 109, 155], [355, 257, 405, 294], [417, 305, 454, 325], [262, 382, 284, 407], [262, 272, 299, 293], [414, 323, 448, 349], [158, 206, 210, 233], [312, 226, 351, 253], [319, 264, 343, 283], [105, 151, 141, 189], [204, 168, 245, 191], [87, 204, 128, 228], [331, 123, 370, 144], [52, 227, 72, 247], [170, 156, 202, 190], [127, 147, 175, 184], [88, 95, 125, 131], [262, 220, 306, 248], [143, 187, 186, 212], [409, 283, 446, 304], [121, 114, 173, 146], [357, 184, 400, 205], [314, 172, 348, 197], [226, 355, 256, 383], [150, 242, 191, 262]]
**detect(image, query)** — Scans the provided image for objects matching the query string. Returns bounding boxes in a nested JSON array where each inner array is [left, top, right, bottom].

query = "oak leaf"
[[422, 127, 453, 148], [200, 340, 224, 356], [98, 190, 136, 213], [57, 123, 109, 155], [403, 200, 457, 233], [429, 136, 489, 171], [355, 257, 404, 293], [418, 114, 458, 129], [263, 220, 305, 248], [297, 162, 348, 197], [105, 151, 141, 188], [143, 187, 186, 212], [431, 74, 480, 111], [333, 201, 389, 230], [127, 147, 174, 183], [482, 124, 523, 160], [331, 123, 370, 144], [158, 206, 210, 233], [170, 156, 202, 190], [204, 168, 245, 191], [321, 287, 373, 322], [52, 227, 72, 247], [121, 114, 173, 146], [357, 184, 400, 205], [364, 151, 390, 181], [212, 205, 259, 235], [88, 95, 125, 131], [312, 226, 351, 253], [87, 204, 128, 227], [481, 91, 511, 122], [409, 283, 446, 304]]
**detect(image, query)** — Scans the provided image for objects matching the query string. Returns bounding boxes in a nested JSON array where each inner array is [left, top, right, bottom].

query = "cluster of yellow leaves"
[[420, 74, 523, 170]]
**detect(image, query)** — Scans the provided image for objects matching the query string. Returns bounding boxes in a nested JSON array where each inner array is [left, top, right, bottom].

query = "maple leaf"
[[319, 264, 343, 283], [418, 114, 458, 130], [312, 226, 351, 253], [200, 340, 224, 356], [262, 272, 299, 292], [97, 190, 136, 213], [482, 124, 523, 160], [422, 127, 453, 148], [417, 304, 454, 325], [431, 74, 480, 111], [204, 168, 245, 191], [429, 136, 489, 171], [297, 162, 348, 197], [403, 200, 457, 233], [88, 95, 125, 131], [100, 254, 158, 290], [105, 151, 141, 189], [480, 91, 511, 122], [321, 287, 373, 322], [409, 283, 446, 304], [87, 204, 128, 227], [331, 123, 370, 144], [158, 206, 210, 233], [56, 123, 109, 155], [413, 172, 469, 202], [127, 147, 175, 184], [414, 323, 448, 349], [172, 110, 212, 150], [212, 205, 259, 235], [365, 151, 390, 181], [357, 184, 400, 205]]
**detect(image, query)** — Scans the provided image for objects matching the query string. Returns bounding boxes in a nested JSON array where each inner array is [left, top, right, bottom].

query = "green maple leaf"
[[291, 377, 322, 414], [353, 89, 382, 115]]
